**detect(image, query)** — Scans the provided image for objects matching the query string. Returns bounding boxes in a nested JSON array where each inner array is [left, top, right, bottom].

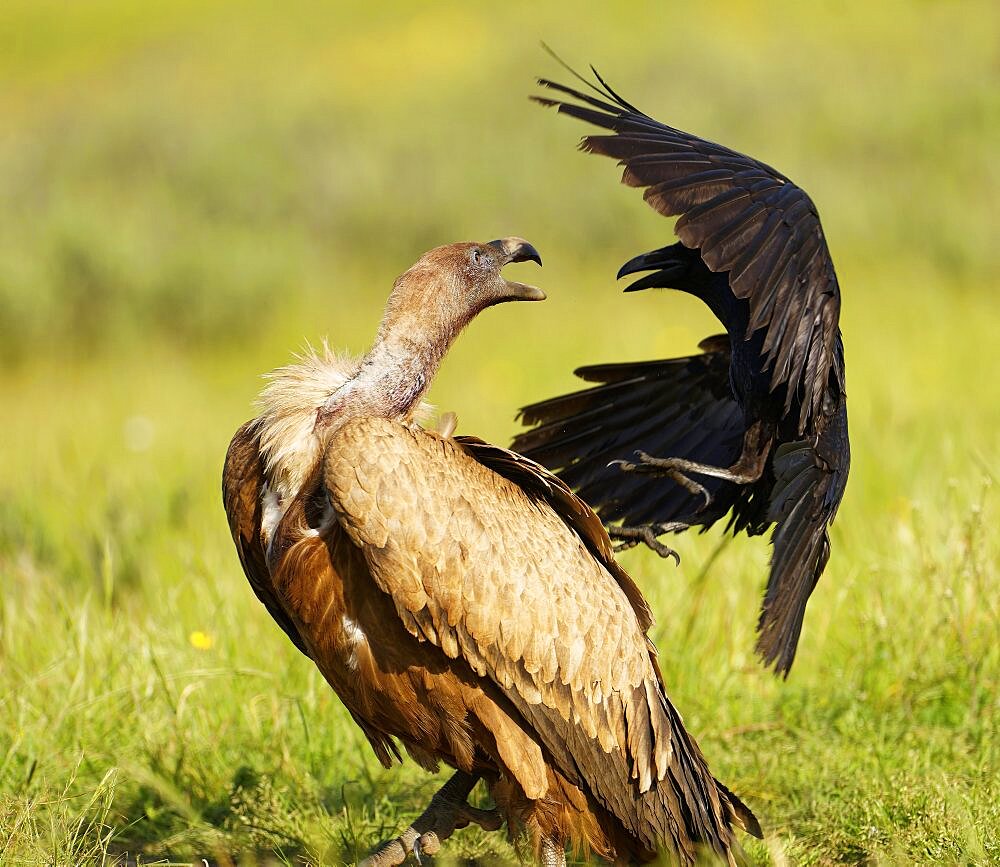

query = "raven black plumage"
[[512, 74, 850, 676]]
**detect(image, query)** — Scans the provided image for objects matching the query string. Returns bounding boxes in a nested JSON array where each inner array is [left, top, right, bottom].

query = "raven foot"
[[609, 522, 688, 563], [360, 771, 502, 866], [611, 452, 713, 509]]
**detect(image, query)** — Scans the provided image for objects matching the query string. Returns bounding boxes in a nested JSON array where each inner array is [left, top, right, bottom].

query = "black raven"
[[513, 74, 850, 676]]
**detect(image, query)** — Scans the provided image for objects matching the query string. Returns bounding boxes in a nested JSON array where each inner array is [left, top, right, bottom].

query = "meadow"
[[1, 1, 998, 863]]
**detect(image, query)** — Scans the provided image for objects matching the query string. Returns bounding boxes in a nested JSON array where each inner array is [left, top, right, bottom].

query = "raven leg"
[[612, 421, 772, 508], [610, 455, 715, 507], [360, 770, 502, 867], [609, 522, 688, 563]]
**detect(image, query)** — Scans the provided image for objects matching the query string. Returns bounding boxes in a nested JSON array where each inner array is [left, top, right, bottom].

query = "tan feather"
[[222, 241, 757, 864]]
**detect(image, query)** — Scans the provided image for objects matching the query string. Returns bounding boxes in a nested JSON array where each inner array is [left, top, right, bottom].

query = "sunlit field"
[[2, 1, 998, 864]]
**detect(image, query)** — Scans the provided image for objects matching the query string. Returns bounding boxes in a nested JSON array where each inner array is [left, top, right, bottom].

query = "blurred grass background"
[[1, 0, 998, 864]]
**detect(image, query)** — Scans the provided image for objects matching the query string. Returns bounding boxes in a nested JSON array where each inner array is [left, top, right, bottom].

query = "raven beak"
[[617, 248, 688, 293], [488, 237, 543, 267], [489, 237, 545, 301], [617, 250, 658, 280], [622, 271, 672, 293]]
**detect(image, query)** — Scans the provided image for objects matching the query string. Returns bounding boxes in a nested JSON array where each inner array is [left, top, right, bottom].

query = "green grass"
[[1, 1, 998, 864]]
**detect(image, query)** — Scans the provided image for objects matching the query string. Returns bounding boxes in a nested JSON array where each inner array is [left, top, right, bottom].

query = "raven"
[[513, 75, 850, 676]]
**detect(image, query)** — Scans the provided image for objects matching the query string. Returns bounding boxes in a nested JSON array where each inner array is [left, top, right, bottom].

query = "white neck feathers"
[[255, 342, 432, 505]]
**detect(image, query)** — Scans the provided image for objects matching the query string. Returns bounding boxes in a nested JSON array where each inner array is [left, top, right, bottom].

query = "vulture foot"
[[611, 452, 715, 508], [609, 522, 687, 563], [360, 771, 501, 866], [540, 834, 567, 867]]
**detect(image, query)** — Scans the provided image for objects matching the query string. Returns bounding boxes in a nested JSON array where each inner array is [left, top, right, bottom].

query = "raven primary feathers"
[[513, 73, 850, 677], [223, 240, 759, 865]]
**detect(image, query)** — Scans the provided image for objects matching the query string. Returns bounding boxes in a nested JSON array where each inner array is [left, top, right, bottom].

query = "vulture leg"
[[609, 521, 688, 563], [540, 834, 567, 867], [360, 770, 502, 867], [613, 421, 773, 505]]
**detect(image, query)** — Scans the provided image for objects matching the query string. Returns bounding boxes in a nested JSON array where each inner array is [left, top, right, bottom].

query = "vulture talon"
[[541, 834, 568, 867], [413, 833, 437, 863], [359, 771, 501, 867]]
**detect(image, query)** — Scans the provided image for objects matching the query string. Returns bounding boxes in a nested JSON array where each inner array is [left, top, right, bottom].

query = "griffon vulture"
[[223, 240, 760, 864], [512, 74, 850, 677]]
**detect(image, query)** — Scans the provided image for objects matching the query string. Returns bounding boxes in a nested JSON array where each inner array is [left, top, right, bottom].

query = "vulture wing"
[[222, 420, 309, 656], [323, 416, 757, 855], [451, 433, 654, 633], [536, 75, 844, 432], [512, 337, 747, 531]]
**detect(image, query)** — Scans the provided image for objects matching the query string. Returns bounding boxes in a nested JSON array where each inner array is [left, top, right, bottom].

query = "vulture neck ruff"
[[313, 265, 479, 439], [254, 342, 433, 542]]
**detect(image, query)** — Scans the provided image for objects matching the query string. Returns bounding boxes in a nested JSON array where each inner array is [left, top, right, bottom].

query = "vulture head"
[[380, 238, 544, 339], [313, 239, 544, 435]]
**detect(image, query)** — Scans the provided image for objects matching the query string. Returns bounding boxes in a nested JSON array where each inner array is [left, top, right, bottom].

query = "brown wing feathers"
[[323, 418, 756, 860], [224, 411, 759, 860], [453, 434, 655, 633], [222, 421, 309, 656]]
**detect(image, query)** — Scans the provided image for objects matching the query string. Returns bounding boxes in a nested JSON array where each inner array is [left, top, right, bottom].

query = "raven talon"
[[619, 452, 713, 510], [610, 524, 685, 564], [646, 534, 681, 564], [607, 458, 637, 473], [670, 473, 711, 511]]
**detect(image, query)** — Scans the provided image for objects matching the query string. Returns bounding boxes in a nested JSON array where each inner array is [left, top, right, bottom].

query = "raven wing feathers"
[[536, 76, 843, 432], [512, 339, 745, 531]]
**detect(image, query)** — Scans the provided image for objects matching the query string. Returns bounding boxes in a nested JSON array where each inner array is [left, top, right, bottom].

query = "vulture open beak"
[[488, 237, 545, 301]]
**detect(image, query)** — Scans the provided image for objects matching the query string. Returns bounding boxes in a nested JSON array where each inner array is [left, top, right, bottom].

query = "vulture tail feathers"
[[714, 778, 764, 839]]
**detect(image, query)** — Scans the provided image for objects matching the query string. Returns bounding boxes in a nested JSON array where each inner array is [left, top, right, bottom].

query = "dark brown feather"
[[222, 420, 309, 656]]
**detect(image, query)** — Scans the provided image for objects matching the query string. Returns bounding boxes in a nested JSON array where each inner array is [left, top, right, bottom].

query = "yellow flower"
[[189, 630, 214, 650]]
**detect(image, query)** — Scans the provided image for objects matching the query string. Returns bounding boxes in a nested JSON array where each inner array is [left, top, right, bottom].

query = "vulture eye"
[[470, 248, 483, 265]]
